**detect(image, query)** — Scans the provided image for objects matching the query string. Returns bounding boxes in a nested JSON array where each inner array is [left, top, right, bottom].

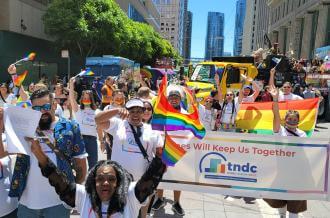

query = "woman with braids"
[[26, 136, 166, 218]]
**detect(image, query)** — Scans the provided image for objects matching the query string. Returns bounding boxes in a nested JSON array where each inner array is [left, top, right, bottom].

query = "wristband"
[[273, 99, 278, 102]]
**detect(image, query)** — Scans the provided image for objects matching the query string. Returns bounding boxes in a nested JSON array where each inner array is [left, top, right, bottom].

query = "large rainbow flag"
[[151, 75, 206, 139], [162, 132, 186, 166], [236, 98, 319, 137]]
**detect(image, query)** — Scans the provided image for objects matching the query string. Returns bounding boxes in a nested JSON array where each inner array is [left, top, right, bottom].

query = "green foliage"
[[43, 0, 180, 64]]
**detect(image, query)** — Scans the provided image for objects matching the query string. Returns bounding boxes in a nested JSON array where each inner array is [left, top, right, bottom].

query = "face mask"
[[114, 98, 124, 106], [82, 99, 91, 105]]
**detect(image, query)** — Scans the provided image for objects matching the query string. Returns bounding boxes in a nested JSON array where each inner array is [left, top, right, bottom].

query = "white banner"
[[159, 132, 330, 201]]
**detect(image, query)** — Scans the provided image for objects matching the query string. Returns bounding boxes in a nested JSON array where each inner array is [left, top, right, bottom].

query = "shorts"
[[263, 199, 307, 213]]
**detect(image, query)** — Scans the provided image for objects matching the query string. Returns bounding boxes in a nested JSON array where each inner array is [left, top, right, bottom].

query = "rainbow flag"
[[78, 68, 94, 77], [162, 132, 186, 166], [23, 52, 36, 61], [12, 70, 28, 87], [236, 98, 319, 137], [151, 75, 206, 139], [16, 100, 32, 108], [140, 68, 152, 79], [181, 86, 196, 113]]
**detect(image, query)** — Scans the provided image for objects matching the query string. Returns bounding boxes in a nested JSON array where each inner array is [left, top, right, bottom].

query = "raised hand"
[[269, 85, 279, 99], [8, 64, 16, 75]]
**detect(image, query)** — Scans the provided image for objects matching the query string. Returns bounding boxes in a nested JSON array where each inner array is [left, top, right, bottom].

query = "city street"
[[72, 121, 330, 218]]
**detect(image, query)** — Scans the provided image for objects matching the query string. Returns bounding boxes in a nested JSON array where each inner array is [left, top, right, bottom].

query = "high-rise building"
[[233, 0, 246, 56], [115, 0, 161, 32], [183, 11, 193, 64], [204, 12, 225, 60], [268, 0, 329, 59], [153, 0, 185, 55], [242, 0, 270, 56]]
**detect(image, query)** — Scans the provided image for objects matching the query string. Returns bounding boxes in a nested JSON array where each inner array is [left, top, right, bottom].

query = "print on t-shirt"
[[81, 110, 96, 126], [123, 125, 149, 154]]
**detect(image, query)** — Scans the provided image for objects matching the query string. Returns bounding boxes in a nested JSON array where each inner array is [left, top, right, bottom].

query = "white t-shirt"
[[278, 92, 303, 101], [0, 93, 17, 107], [75, 108, 97, 137], [20, 122, 87, 209], [75, 182, 143, 218], [220, 101, 240, 124], [198, 104, 217, 131], [105, 119, 163, 180], [0, 156, 18, 216], [55, 104, 64, 118], [240, 95, 255, 103], [275, 126, 307, 137]]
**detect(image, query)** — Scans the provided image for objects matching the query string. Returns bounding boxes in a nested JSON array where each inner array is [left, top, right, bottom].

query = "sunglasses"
[[226, 93, 233, 96], [283, 86, 291, 89], [144, 107, 152, 111], [32, 103, 52, 111]]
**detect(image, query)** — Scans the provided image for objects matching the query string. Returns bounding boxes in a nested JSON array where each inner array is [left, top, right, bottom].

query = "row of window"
[[271, 0, 310, 25]]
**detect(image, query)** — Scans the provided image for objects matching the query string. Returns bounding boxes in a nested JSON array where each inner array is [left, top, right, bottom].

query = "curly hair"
[[85, 160, 133, 217]]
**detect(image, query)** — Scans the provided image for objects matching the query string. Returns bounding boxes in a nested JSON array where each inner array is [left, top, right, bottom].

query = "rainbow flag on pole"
[[236, 98, 319, 137], [12, 70, 28, 87], [151, 75, 206, 139], [162, 132, 187, 166]]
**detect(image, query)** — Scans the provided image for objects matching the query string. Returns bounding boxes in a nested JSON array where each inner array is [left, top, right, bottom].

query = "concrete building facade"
[[153, 0, 185, 55], [242, 0, 270, 56], [233, 0, 246, 56], [268, 0, 330, 59], [204, 12, 225, 60], [183, 11, 193, 64], [115, 0, 161, 32]]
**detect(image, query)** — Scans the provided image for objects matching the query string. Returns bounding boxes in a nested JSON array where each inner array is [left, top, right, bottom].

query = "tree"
[[43, 0, 181, 64]]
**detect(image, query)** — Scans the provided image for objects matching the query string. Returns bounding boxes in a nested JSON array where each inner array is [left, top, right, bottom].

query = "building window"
[[128, 4, 145, 23]]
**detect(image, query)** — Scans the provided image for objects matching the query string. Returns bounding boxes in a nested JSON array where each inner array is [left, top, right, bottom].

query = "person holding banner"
[[264, 85, 307, 218], [2, 89, 88, 218]]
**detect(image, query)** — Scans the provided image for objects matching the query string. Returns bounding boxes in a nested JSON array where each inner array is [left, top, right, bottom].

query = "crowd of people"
[[0, 53, 327, 218]]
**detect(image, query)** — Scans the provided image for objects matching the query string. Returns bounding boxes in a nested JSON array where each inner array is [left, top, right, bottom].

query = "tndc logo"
[[199, 152, 258, 183]]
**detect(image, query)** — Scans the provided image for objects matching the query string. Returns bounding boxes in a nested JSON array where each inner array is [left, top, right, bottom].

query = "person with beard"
[[25, 136, 166, 218], [69, 77, 98, 169], [5, 88, 87, 218], [263, 85, 307, 218], [95, 98, 163, 218]]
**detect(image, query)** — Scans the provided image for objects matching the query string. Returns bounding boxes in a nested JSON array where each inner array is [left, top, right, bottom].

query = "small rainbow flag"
[[23, 52, 36, 61], [12, 70, 28, 87], [162, 132, 186, 166], [77, 68, 94, 77], [16, 100, 32, 108], [151, 75, 206, 139], [236, 98, 319, 137], [140, 68, 152, 79]]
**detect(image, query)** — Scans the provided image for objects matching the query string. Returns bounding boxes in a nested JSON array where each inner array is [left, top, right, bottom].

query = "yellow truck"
[[187, 57, 258, 101]]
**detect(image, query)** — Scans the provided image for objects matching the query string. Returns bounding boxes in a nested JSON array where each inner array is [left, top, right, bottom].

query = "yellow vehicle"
[[187, 57, 258, 101]]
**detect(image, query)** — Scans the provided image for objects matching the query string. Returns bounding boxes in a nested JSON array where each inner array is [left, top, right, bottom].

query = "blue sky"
[[188, 0, 237, 58]]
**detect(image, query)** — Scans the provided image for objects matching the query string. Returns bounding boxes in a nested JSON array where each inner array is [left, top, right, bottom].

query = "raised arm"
[[268, 68, 276, 87], [269, 85, 280, 133], [69, 78, 79, 113], [134, 156, 166, 203], [214, 73, 223, 103], [94, 108, 128, 129], [28, 138, 76, 207], [251, 81, 260, 101]]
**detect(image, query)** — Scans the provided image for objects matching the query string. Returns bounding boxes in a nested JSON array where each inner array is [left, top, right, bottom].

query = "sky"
[[188, 0, 237, 58]]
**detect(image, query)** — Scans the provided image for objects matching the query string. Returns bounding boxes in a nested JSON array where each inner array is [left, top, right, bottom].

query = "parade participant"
[[0, 82, 16, 107], [303, 84, 316, 99], [259, 85, 273, 102], [152, 86, 185, 216], [103, 89, 126, 111], [269, 68, 303, 101], [27, 136, 166, 218], [198, 96, 218, 131], [3, 88, 87, 218], [137, 87, 154, 101], [101, 76, 115, 109], [69, 78, 98, 169], [264, 85, 307, 218], [27, 83, 35, 95], [142, 100, 153, 124], [0, 110, 18, 218], [95, 98, 163, 218]]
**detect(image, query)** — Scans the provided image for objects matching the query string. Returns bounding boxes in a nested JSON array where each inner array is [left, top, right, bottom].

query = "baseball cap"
[[125, 98, 144, 110], [243, 85, 252, 90]]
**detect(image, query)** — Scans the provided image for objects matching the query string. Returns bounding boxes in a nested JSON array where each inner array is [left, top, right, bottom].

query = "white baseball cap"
[[125, 98, 144, 110]]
